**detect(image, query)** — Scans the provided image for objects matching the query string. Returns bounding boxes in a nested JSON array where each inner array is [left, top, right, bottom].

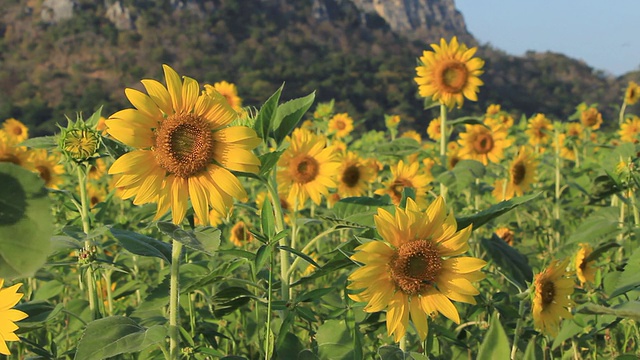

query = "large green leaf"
[[477, 312, 510, 360], [456, 192, 541, 231], [258, 150, 284, 178], [316, 319, 353, 360], [254, 84, 283, 141], [611, 246, 640, 297], [481, 234, 533, 291], [157, 222, 221, 255], [273, 91, 316, 145], [18, 136, 57, 149], [566, 207, 620, 246], [109, 227, 172, 263], [332, 196, 394, 228], [0, 163, 53, 279], [375, 137, 422, 157], [74, 316, 166, 360]]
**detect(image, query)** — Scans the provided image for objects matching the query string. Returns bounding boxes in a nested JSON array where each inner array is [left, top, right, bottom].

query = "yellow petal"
[[386, 292, 409, 342], [141, 79, 173, 115], [170, 176, 188, 225], [188, 175, 210, 225], [422, 290, 460, 324], [409, 298, 429, 341], [442, 257, 487, 274], [125, 88, 162, 120], [182, 76, 200, 113], [163, 64, 183, 113]]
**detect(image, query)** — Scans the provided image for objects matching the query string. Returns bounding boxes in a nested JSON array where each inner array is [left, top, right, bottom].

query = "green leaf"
[[101, 136, 131, 160], [211, 287, 260, 317], [552, 319, 583, 350], [18, 136, 58, 149], [156, 222, 221, 255], [457, 192, 541, 231], [523, 338, 538, 360], [74, 316, 166, 360], [566, 207, 620, 245], [254, 244, 270, 274], [277, 245, 320, 269], [585, 241, 620, 262], [577, 302, 640, 321], [273, 91, 316, 145], [261, 193, 275, 238], [611, 246, 640, 297], [375, 137, 422, 157], [15, 301, 64, 329], [377, 345, 404, 360], [32, 280, 64, 301], [332, 196, 394, 228], [481, 234, 533, 291], [295, 288, 334, 303], [84, 105, 104, 127], [316, 319, 353, 360], [447, 116, 486, 127], [477, 312, 510, 360], [109, 227, 172, 263], [0, 163, 53, 279], [254, 84, 283, 141], [258, 150, 284, 178]]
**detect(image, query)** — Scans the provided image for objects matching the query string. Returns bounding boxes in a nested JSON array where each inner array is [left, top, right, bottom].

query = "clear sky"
[[455, 0, 640, 76]]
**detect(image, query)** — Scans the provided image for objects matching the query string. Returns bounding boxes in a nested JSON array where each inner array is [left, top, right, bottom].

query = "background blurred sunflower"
[[426, 118, 441, 141], [2, 118, 28, 143], [532, 258, 574, 336], [625, 81, 640, 105], [414, 36, 484, 109], [336, 151, 376, 197], [575, 243, 596, 285], [492, 146, 537, 201], [458, 123, 512, 165], [229, 221, 253, 247], [348, 197, 485, 342], [618, 116, 640, 143], [0, 131, 30, 167], [374, 160, 431, 205], [328, 113, 354, 138], [526, 114, 554, 147], [27, 149, 65, 189], [208, 81, 243, 113]]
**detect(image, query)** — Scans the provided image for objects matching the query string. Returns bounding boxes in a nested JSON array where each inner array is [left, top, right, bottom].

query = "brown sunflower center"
[[335, 120, 346, 130], [35, 165, 52, 184], [436, 60, 469, 94], [12, 127, 23, 136], [390, 240, 442, 296], [341, 164, 361, 188], [290, 155, 319, 184], [511, 161, 526, 185], [0, 153, 21, 165], [541, 280, 556, 307], [390, 178, 413, 204], [473, 133, 494, 154], [90, 195, 100, 208], [233, 223, 252, 242], [154, 113, 214, 179]]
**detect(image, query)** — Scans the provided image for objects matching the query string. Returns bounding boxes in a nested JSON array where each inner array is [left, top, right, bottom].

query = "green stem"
[[264, 249, 274, 360], [439, 104, 448, 200], [77, 165, 97, 319], [287, 227, 343, 278], [510, 294, 528, 360], [169, 240, 183, 360], [619, 102, 628, 126], [399, 334, 407, 352], [104, 271, 114, 316], [629, 188, 640, 226], [553, 126, 561, 250]]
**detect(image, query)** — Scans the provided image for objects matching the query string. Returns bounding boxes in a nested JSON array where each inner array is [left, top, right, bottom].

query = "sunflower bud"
[[58, 114, 101, 163]]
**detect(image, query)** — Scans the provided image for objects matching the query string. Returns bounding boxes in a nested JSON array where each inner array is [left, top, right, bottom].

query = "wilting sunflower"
[[229, 221, 253, 247], [2, 118, 28, 143], [0, 279, 28, 356], [619, 116, 640, 143], [526, 114, 554, 147], [336, 151, 376, 197], [27, 149, 64, 189], [209, 81, 242, 113], [492, 147, 537, 201], [348, 197, 485, 341], [625, 81, 640, 105], [375, 160, 432, 205], [0, 131, 30, 167], [575, 243, 596, 285], [415, 36, 484, 109], [328, 113, 354, 138], [580, 107, 603, 130], [458, 123, 512, 165], [532, 258, 574, 336], [106, 65, 260, 225], [277, 128, 340, 209], [426, 118, 441, 141]]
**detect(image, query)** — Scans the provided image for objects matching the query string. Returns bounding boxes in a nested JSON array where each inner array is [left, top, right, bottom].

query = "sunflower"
[[566, 122, 584, 139], [457, 122, 512, 165], [88, 158, 108, 181], [495, 227, 514, 246], [401, 130, 422, 143], [27, 149, 64, 189], [374, 160, 432, 205], [0, 131, 30, 167], [414, 37, 484, 109], [447, 142, 462, 169], [96, 116, 108, 135], [575, 243, 596, 285], [328, 139, 347, 155], [426, 118, 441, 141], [385, 115, 401, 129], [106, 65, 260, 225], [229, 221, 253, 247], [580, 107, 603, 130], [0, 279, 28, 356], [277, 128, 339, 209], [87, 182, 107, 208], [619, 116, 640, 143], [526, 114, 554, 147], [209, 81, 242, 112], [556, 134, 577, 161], [328, 113, 354, 138], [492, 147, 537, 201], [2, 118, 28, 143], [336, 151, 376, 197], [485, 104, 501, 116], [532, 258, 574, 336], [348, 197, 485, 341], [625, 81, 640, 105]]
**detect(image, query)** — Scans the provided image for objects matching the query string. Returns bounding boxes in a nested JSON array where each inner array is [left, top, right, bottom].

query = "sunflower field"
[[1, 37, 640, 360]]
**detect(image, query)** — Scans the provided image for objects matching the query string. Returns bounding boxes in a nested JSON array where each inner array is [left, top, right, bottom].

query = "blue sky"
[[455, 0, 640, 76]]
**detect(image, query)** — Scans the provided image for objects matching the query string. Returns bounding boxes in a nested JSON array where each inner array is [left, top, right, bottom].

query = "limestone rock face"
[[41, 0, 75, 24], [105, 1, 134, 30]]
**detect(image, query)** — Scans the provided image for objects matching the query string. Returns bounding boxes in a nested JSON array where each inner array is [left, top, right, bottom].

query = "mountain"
[[0, 0, 638, 136]]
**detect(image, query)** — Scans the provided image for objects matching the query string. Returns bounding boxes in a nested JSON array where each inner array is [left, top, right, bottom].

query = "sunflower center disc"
[[341, 165, 360, 187], [541, 280, 556, 307], [390, 240, 442, 295], [154, 113, 213, 178], [35, 165, 52, 184], [291, 155, 319, 184], [438, 61, 469, 93], [511, 162, 527, 185], [336, 120, 346, 130], [473, 133, 494, 154], [581, 109, 599, 127], [234, 224, 251, 242]]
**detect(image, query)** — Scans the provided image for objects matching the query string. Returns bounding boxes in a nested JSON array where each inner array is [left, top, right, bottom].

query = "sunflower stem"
[[629, 188, 640, 227], [510, 294, 527, 360], [399, 334, 407, 352], [619, 101, 628, 126], [77, 164, 98, 320], [169, 240, 183, 360], [439, 104, 448, 200], [264, 248, 274, 360], [553, 125, 561, 251], [266, 173, 290, 303]]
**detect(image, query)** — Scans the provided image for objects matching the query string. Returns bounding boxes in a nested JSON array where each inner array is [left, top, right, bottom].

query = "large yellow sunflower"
[[457, 122, 512, 165], [0, 131, 30, 167], [575, 243, 596, 285], [328, 113, 354, 138], [526, 114, 554, 147], [414, 36, 484, 109], [580, 107, 603, 130], [336, 151, 376, 197], [625, 81, 640, 105], [619, 116, 640, 143], [348, 197, 486, 342], [532, 258, 574, 336], [106, 65, 260, 225], [208, 81, 242, 113], [492, 146, 537, 201], [2, 118, 28, 143], [277, 128, 340, 209], [374, 160, 432, 205], [27, 149, 65, 189], [0, 279, 28, 356]]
